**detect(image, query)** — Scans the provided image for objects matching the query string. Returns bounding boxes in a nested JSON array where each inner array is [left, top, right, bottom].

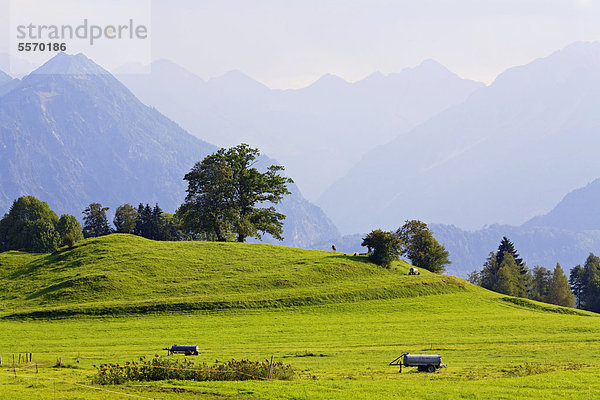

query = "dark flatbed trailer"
[[164, 345, 199, 356]]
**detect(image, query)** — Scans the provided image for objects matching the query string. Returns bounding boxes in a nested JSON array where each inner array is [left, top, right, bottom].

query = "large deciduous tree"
[[56, 214, 84, 247], [0, 196, 61, 253], [114, 204, 138, 234], [179, 144, 293, 242], [396, 220, 450, 273]]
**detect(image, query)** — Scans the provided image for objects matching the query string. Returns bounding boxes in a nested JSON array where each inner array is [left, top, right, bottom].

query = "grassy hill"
[[0, 234, 465, 318], [1, 234, 598, 399]]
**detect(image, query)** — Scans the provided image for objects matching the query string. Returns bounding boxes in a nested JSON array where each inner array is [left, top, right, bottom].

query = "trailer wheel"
[[426, 365, 436, 373]]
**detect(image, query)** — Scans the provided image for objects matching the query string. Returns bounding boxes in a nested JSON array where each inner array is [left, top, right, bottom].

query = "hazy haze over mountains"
[[115, 59, 483, 200], [0, 53, 339, 248], [0, 53, 215, 217], [319, 42, 600, 233]]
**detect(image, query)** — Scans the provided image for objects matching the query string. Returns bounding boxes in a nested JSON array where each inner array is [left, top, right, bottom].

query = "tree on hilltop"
[[82, 203, 112, 238], [0, 196, 61, 253], [114, 204, 138, 234], [56, 214, 84, 247], [179, 144, 293, 242], [361, 229, 403, 268], [396, 220, 450, 273]]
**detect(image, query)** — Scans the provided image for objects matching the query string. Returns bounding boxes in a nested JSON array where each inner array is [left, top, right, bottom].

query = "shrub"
[[361, 229, 403, 268], [93, 356, 294, 384]]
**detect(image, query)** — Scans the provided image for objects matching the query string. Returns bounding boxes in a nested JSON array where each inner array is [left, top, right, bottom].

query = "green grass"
[[0, 234, 598, 399], [0, 234, 464, 317]]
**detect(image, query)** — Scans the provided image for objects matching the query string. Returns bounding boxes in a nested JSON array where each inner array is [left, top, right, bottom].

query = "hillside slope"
[[0, 234, 467, 317]]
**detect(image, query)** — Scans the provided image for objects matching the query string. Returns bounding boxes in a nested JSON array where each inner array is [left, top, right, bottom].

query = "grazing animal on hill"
[[332, 245, 337, 251], [409, 267, 420, 275]]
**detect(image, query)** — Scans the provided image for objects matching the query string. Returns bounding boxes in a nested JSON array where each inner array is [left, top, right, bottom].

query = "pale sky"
[[2, 0, 600, 87]]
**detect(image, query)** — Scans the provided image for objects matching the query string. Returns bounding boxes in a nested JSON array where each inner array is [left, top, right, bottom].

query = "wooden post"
[[18, 354, 21, 364], [12, 354, 16, 378], [268, 355, 274, 379], [0, 354, 2, 365], [29, 353, 32, 363], [36, 362, 38, 373]]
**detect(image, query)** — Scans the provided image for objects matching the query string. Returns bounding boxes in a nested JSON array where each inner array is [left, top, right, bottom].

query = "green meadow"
[[0, 235, 599, 399]]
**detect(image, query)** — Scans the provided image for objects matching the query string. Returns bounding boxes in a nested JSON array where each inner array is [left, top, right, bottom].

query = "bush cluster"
[[93, 356, 294, 384]]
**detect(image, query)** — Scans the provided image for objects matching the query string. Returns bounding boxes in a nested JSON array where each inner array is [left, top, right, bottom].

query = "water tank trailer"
[[389, 353, 447, 373], [163, 345, 199, 356]]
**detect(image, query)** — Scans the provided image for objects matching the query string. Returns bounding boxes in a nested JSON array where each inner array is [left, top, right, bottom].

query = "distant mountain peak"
[[416, 59, 450, 72], [0, 69, 12, 85], [208, 69, 269, 91], [308, 73, 348, 88], [31, 52, 108, 75]]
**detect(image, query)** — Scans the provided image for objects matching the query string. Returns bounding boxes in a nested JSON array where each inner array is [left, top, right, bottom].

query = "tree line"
[[468, 237, 576, 308], [0, 144, 292, 253]]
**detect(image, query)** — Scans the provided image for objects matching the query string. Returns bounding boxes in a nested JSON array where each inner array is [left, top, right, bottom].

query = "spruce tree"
[[582, 253, 600, 312], [479, 252, 499, 290], [569, 265, 585, 309], [529, 266, 550, 302], [496, 237, 524, 272]]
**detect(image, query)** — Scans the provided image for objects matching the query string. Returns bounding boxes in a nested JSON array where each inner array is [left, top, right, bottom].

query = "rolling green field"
[[0, 235, 599, 399]]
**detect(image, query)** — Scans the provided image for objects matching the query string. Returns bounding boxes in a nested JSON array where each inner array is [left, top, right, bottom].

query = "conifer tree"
[[582, 253, 600, 312], [493, 254, 522, 296], [529, 266, 550, 302], [479, 252, 498, 290], [82, 203, 112, 238], [546, 263, 575, 307], [496, 236, 525, 273], [569, 265, 585, 309]]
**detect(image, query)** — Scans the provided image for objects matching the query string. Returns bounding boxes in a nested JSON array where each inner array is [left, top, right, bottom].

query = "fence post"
[[12, 354, 16, 378], [268, 355, 274, 379]]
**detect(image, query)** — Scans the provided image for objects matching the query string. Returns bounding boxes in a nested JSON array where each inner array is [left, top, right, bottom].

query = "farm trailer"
[[163, 345, 199, 356], [389, 353, 447, 373]]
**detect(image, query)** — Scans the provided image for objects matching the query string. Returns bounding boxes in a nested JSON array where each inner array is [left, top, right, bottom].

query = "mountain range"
[[0, 53, 339, 248], [115, 59, 483, 200], [319, 41, 600, 233]]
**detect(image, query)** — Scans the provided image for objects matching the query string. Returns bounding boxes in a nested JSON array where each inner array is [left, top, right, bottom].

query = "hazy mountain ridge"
[[0, 70, 11, 86], [0, 70, 19, 97], [0, 53, 339, 248], [115, 59, 483, 200], [318, 41, 600, 233]]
